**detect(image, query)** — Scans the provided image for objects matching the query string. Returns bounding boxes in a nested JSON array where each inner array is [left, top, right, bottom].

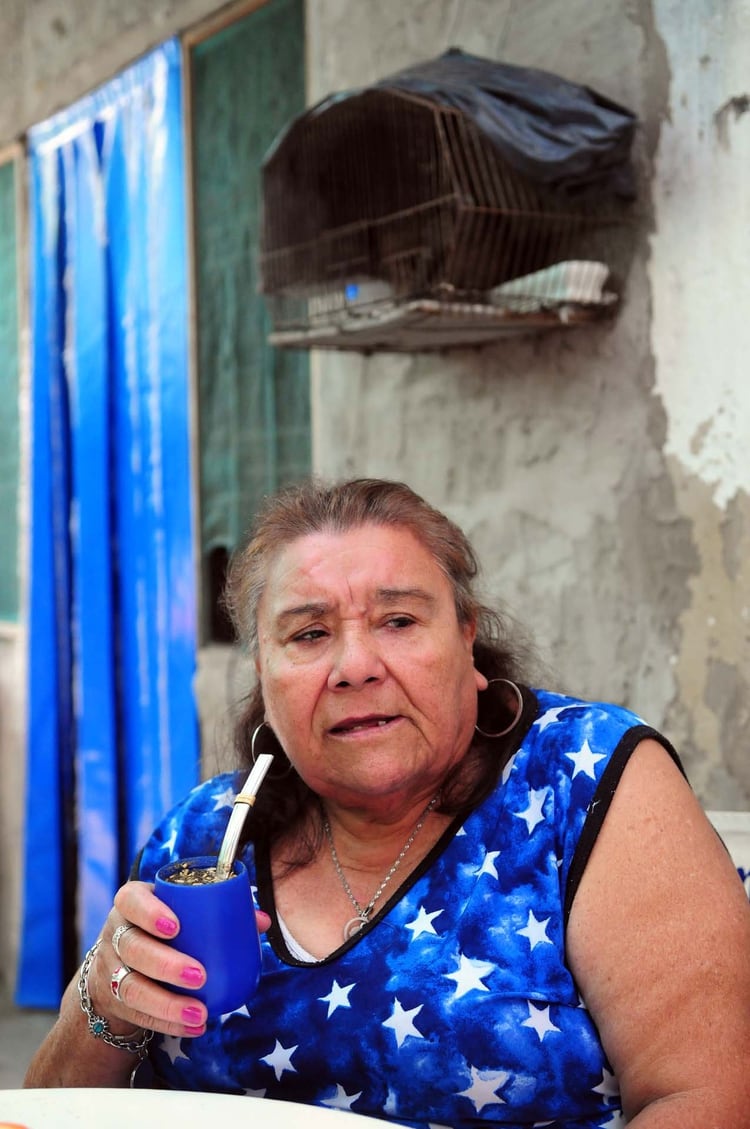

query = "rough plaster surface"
[[194, 642, 255, 777], [0, 0, 235, 144], [310, 0, 701, 765], [309, 0, 749, 806], [651, 0, 750, 508], [649, 0, 750, 805], [312, 275, 696, 734]]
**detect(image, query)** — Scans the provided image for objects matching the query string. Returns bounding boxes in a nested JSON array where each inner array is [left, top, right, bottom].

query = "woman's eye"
[[386, 615, 415, 630], [292, 628, 328, 643]]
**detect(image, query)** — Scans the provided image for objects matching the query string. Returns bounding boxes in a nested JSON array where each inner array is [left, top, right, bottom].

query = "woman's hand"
[[24, 881, 271, 1088], [91, 881, 272, 1038], [95, 880, 208, 1038]]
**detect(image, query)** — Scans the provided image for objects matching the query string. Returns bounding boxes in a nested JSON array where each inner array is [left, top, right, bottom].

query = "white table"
[[0, 1088, 377, 1128]]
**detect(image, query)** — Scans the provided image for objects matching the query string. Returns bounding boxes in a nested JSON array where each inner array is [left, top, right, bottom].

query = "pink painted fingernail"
[[156, 916, 177, 936], [180, 966, 204, 986], [181, 1006, 204, 1025], [184, 1024, 205, 1036]]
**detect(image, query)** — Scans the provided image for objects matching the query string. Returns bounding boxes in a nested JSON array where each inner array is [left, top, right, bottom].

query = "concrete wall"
[[649, 0, 750, 804], [1, 0, 748, 1005], [0, 0, 231, 143], [308, 0, 750, 807]]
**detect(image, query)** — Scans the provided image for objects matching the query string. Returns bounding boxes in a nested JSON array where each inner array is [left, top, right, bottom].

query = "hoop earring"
[[250, 720, 271, 765], [250, 719, 294, 777], [475, 679, 523, 739]]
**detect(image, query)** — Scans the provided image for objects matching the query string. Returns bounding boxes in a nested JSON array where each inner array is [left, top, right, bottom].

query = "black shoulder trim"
[[129, 848, 144, 881], [563, 725, 685, 928]]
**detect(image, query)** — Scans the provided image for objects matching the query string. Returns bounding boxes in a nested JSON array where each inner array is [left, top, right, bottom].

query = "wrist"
[[78, 939, 154, 1057]]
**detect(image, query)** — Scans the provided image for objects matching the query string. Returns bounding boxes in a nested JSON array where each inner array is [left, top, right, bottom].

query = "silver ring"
[[110, 964, 133, 1002], [111, 922, 134, 961]]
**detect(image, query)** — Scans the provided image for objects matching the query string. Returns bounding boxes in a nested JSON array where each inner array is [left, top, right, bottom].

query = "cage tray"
[[267, 297, 611, 353]]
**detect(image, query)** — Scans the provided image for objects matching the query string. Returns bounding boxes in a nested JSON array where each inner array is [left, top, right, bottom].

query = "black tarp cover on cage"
[[265, 47, 637, 197]]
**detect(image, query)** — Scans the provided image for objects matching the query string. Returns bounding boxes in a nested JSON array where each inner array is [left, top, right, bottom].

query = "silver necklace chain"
[[323, 796, 439, 942]]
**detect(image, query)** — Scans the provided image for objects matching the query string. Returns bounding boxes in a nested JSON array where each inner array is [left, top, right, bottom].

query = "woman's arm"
[[567, 738, 750, 1126], [25, 880, 270, 1088]]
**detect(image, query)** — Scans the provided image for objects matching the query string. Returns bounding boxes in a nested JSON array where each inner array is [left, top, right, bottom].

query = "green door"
[[191, 0, 309, 639]]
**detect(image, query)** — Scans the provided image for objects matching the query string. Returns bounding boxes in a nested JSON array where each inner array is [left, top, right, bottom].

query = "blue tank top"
[[136, 687, 679, 1127]]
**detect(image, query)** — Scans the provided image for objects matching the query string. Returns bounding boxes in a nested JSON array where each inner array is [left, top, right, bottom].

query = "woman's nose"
[[327, 629, 386, 689]]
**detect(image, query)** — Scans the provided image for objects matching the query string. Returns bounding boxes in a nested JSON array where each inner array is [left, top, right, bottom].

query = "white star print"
[[475, 850, 500, 879], [565, 738, 606, 780], [212, 784, 236, 811], [322, 1083, 363, 1110], [598, 1112, 626, 1128], [382, 997, 425, 1048], [405, 905, 443, 939], [445, 953, 496, 998], [160, 1035, 190, 1065], [160, 824, 178, 855], [593, 1066, 619, 1098], [521, 1001, 560, 1041], [384, 1087, 398, 1115], [318, 979, 355, 1017], [501, 753, 517, 783], [456, 1065, 509, 1111], [517, 909, 553, 950], [260, 1039, 298, 1080], [535, 706, 569, 731], [514, 787, 549, 834], [220, 1003, 251, 1022]]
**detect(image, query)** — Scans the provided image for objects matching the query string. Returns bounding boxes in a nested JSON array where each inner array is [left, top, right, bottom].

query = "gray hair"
[[225, 477, 492, 657]]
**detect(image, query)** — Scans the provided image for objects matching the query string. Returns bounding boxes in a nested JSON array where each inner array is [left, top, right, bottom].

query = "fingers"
[[90, 885, 209, 1039], [89, 882, 271, 1040], [113, 879, 180, 940], [111, 922, 136, 961], [97, 961, 208, 1039]]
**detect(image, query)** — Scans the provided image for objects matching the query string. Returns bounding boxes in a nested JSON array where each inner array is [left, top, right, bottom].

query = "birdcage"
[[259, 54, 635, 352]]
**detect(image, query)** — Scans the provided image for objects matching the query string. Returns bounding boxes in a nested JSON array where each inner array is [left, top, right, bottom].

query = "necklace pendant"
[[343, 914, 369, 941]]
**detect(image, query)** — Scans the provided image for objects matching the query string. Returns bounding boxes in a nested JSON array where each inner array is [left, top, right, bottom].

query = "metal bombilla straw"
[[215, 752, 275, 880]]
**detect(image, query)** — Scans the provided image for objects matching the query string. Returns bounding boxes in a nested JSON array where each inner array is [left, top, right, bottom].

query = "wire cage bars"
[[259, 87, 633, 351]]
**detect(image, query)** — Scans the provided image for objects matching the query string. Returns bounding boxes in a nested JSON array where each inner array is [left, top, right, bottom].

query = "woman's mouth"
[[329, 715, 397, 735]]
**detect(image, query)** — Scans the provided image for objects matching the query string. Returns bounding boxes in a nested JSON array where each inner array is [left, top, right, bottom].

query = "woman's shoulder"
[[505, 688, 681, 917], [511, 685, 678, 812], [530, 686, 649, 738]]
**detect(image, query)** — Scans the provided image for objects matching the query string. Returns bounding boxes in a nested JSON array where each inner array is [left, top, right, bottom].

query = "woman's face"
[[255, 523, 487, 814]]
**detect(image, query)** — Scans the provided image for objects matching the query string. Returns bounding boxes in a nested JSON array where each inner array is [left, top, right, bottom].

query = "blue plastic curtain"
[[17, 39, 199, 1007]]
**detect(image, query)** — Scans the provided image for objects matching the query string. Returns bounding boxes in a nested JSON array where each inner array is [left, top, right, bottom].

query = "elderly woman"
[[27, 478, 750, 1125]]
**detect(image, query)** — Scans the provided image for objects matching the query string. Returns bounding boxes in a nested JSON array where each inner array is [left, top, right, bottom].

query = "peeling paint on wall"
[[650, 0, 750, 510], [664, 468, 750, 806], [648, 0, 750, 807]]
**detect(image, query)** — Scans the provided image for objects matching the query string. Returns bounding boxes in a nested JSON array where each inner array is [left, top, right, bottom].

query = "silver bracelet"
[[78, 938, 155, 1058]]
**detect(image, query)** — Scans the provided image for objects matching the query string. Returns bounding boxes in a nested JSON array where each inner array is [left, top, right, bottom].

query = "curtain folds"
[[17, 39, 198, 1007]]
